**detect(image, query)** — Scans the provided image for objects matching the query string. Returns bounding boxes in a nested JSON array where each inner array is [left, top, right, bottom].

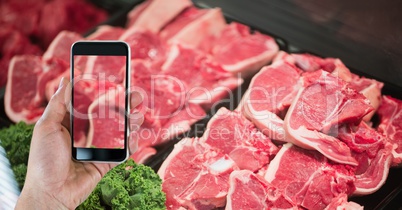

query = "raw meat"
[[161, 44, 243, 109], [337, 123, 392, 195], [85, 55, 126, 84], [377, 95, 402, 166], [125, 0, 191, 33], [211, 23, 279, 75], [160, 103, 206, 144], [71, 76, 116, 147], [4, 56, 44, 123], [36, 0, 107, 47], [120, 30, 165, 60], [226, 170, 296, 210], [240, 61, 301, 141], [129, 146, 157, 164], [160, 7, 226, 50], [284, 70, 373, 165], [0, 27, 42, 87], [324, 194, 363, 210], [5, 56, 66, 123], [158, 138, 238, 209], [353, 144, 392, 195], [265, 143, 356, 210], [200, 107, 278, 171], [87, 86, 126, 148], [86, 25, 125, 40], [275, 52, 353, 82], [43, 31, 83, 63], [349, 75, 383, 121]]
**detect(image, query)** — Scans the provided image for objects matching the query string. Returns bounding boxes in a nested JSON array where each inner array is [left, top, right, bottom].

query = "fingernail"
[[59, 77, 65, 88]]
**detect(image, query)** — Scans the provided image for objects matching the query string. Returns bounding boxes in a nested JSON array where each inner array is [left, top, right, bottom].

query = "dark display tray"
[[1, 0, 401, 209]]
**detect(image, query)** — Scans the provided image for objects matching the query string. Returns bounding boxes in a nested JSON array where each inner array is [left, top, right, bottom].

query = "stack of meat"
[[4, 0, 279, 163], [158, 52, 402, 209], [0, 0, 107, 87]]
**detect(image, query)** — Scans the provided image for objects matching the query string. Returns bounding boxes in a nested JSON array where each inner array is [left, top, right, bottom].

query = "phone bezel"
[[70, 41, 130, 163]]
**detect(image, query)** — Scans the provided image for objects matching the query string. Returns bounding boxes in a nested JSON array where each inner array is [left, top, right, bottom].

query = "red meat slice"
[[36, 0, 106, 48], [43, 31, 82, 63], [275, 51, 353, 82], [125, 0, 191, 33], [160, 103, 206, 144], [284, 70, 373, 165], [377, 95, 402, 166], [161, 44, 242, 108], [129, 146, 157, 164], [5, 56, 66, 123], [85, 55, 126, 84], [160, 7, 226, 50], [353, 144, 392, 195], [87, 86, 125, 148], [337, 123, 392, 195], [211, 23, 279, 75], [200, 107, 278, 171], [158, 138, 238, 210], [226, 170, 296, 210], [264, 143, 356, 210], [120, 30, 165, 60], [349, 75, 384, 121], [0, 27, 42, 87], [239, 61, 301, 141], [86, 25, 125, 40], [71, 76, 116, 147]]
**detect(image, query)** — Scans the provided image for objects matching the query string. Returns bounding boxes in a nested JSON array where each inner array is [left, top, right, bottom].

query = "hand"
[[15, 78, 143, 209]]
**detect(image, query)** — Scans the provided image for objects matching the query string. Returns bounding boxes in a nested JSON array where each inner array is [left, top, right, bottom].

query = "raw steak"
[[377, 95, 402, 166], [86, 25, 125, 40], [226, 170, 295, 210], [161, 44, 242, 109], [0, 27, 42, 87], [85, 55, 126, 84], [349, 75, 383, 121], [5, 56, 44, 123], [337, 123, 392, 195], [160, 7, 226, 50], [5, 56, 66, 123], [71, 76, 116, 147], [324, 194, 363, 210], [211, 23, 279, 75], [160, 103, 206, 144], [284, 70, 373, 165], [120, 30, 165, 60], [200, 107, 278, 171], [265, 143, 356, 210], [353, 144, 392, 195], [42, 31, 83, 63], [240, 61, 301, 141], [36, 0, 107, 47], [87, 86, 126, 148], [129, 146, 157, 164], [125, 0, 191, 33], [275, 52, 353, 82], [158, 138, 238, 209], [129, 61, 185, 148]]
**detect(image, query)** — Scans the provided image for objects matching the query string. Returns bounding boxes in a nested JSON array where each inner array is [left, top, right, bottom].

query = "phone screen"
[[71, 42, 130, 162]]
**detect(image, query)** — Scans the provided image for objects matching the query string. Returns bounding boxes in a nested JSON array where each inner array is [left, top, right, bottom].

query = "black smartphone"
[[71, 41, 130, 162]]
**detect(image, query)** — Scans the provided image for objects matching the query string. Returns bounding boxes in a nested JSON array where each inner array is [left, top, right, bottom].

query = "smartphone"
[[71, 41, 130, 162]]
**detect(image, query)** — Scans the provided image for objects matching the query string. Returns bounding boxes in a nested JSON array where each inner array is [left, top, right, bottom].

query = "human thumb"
[[38, 77, 70, 125]]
